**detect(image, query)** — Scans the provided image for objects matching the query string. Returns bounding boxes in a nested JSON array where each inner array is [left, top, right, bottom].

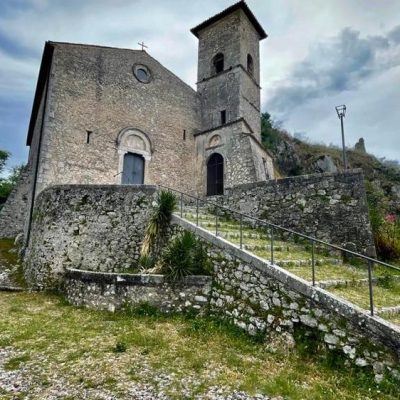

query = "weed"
[[112, 341, 127, 353]]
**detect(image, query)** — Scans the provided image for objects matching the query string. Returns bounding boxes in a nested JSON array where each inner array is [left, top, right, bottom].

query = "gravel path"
[[0, 347, 283, 399]]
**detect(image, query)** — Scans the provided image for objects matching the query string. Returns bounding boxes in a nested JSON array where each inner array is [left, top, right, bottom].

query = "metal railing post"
[[368, 260, 374, 316], [240, 214, 243, 249], [180, 193, 183, 218], [271, 227, 274, 264], [196, 198, 199, 226], [311, 240, 316, 286]]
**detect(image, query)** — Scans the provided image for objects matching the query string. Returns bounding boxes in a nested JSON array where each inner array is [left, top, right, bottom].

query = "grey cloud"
[[267, 26, 400, 115]]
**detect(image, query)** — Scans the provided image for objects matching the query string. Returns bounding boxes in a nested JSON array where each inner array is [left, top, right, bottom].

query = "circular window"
[[133, 64, 152, 83]]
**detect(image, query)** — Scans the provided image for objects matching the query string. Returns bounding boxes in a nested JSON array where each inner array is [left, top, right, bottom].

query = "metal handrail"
[[159, 184, 400, 316]]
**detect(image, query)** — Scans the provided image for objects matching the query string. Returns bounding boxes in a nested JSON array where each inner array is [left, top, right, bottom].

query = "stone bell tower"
[[191, 1, 274, 196]]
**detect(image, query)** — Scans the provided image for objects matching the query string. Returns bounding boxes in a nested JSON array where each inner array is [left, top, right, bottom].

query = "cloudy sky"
[[1, 0, 400, 174]]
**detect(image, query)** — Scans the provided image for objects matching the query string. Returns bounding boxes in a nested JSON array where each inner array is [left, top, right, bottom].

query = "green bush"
[[161, 231, 211, 281], [375, 229, 400, 262]]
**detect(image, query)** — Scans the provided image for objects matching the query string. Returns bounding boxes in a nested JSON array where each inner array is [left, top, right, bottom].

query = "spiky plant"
[[161, 231, 211, 281], [141, 190, 177, 259]]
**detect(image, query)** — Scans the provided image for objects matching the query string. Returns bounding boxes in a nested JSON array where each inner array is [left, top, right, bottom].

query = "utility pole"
[[335, 105, 347, 170]]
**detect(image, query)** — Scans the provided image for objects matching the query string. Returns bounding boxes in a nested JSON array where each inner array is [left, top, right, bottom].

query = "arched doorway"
[[207, 153, 224, 196], [122, 153, 144, 184]]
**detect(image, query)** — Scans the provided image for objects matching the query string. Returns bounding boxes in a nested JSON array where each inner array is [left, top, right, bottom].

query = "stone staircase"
[[176, 204, 400, 326]]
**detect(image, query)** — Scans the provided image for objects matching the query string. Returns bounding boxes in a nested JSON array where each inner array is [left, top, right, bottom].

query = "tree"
[[0, 150, 25, 210], [261, 112, 282, 152], [0, 150, 10, 175]]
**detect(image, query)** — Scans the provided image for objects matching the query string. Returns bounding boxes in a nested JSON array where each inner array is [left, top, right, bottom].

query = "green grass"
[[330, 280, 400, 310], [0, 292, 399, 399]]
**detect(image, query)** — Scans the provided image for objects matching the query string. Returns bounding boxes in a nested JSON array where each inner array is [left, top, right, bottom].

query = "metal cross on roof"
[[138, 41, 148, 51]]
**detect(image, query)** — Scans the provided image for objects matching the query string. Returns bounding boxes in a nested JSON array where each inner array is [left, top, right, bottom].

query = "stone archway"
[[117, 128, 152, 184]]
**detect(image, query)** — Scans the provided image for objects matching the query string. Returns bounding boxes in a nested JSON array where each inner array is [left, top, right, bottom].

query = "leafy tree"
[[0, 150, 10, 175], [0, 150, 25, 210], [261, 112, 282, 152]]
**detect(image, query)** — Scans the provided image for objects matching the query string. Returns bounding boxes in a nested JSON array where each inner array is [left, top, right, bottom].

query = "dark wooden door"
[[207, 153, 224, 196], [122, 153, 144, 184]]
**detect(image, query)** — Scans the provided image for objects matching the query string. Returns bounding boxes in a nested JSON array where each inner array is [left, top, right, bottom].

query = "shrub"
[[161, 231, 211, 281], [373, 214, 400, 261], [141, 190, 177, 258]]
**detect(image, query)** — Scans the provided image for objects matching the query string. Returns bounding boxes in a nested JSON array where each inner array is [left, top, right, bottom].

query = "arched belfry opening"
[[212, 53, 224, 74], [122, 153, 144, 184], [207, 153, 224, 196], [247, 54, 254, 76]]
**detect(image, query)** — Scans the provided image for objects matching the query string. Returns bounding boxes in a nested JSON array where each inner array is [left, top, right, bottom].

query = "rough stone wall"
[[34, 43, 201, 195], [65, 269, 211, 313], [24, 185, 158, 289], [197, 68, 241, 130], [196, 9, 261, 137], [194, 120, 273, 194], [239, 71, 261, 141], [175, 217, 400, 382], [216, 170, 375, 255], [0, 165, 31, 238], [197, 10, 242, 82]]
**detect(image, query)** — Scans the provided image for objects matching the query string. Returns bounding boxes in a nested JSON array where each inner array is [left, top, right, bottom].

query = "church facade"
[[1, 1, 274, 238]]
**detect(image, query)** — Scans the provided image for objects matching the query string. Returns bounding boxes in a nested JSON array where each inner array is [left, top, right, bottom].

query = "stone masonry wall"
[[175, 217, 400, 383], [217, 170, 375, 255], [65, 269, 211, 314], [24, 185, 158, 289], [0, 165, 32, 239], [34, 43, 201, 196]]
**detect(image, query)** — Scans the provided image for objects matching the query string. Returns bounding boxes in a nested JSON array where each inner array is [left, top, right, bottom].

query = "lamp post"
[[335, 104, 347, 170]]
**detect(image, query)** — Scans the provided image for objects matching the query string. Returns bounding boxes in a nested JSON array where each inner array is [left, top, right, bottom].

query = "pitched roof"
[[191, 1, 267, 40]]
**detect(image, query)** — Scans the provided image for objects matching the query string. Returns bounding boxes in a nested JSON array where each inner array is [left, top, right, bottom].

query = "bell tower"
[[191, 1, 274, 195]]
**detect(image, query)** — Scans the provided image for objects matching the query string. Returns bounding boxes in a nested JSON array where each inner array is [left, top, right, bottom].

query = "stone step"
[[218, 231, 270, 240], [376, 305, 400, 316], [318, 275, 400, 289]]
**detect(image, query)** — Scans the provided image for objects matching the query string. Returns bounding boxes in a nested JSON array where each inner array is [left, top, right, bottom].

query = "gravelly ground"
[[0, 347, 282, 400]]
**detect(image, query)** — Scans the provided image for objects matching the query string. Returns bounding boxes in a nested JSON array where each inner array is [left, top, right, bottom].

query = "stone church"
[[1, 1, 274, 238]]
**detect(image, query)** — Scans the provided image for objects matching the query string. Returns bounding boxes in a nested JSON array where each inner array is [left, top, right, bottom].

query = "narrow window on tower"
[[220, 110, 226, 125], [212, 53, 224, 74], [183, 129, 186, 141], [86, 130, 92, 144], [247, 54, 254, 76]]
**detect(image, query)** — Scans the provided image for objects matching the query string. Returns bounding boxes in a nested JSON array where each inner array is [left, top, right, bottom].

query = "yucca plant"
[[141, 190, 177, 260], [161, 231, 211, 281]]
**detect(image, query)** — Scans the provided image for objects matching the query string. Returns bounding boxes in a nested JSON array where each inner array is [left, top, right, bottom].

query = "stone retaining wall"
[[215, 170, 375, 255], [174, 216, 400, 382], [64, 268, 211, 313], [24, 185, 158, 289]]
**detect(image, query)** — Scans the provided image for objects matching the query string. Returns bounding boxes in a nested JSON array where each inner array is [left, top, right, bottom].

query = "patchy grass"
[[0, 238, 18, 266], [3, 353, 31, 371], [0, 238, 26, 288], [330, 280, 400, 310], [0, 292, 399, 399]]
